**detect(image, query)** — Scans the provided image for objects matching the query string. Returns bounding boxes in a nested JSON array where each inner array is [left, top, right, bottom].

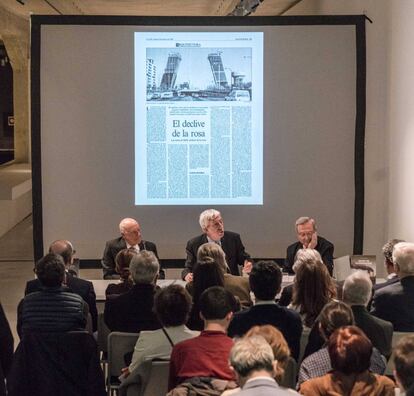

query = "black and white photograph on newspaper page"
[[145, 47, 252, 103]]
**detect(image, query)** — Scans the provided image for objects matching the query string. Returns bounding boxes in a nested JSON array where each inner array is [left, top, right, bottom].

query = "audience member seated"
[[394, 334, 414, 396], [168, 286, 238, 392], [192, 242, 252, 308], [246, 325, 291, 386], [299, 326, 395, 396], [374, 238, 404, 292], [121, 284, 199, 379], [182, 209, 251, 281], [279, 249, 341, 307], [104, 251, 161, 333], [227, 335, 300, 396], [17, 254, 88, 338], [285, 217, 334, 275], [227, 261, 302, 361], [186, 257, 226, 331], [371, 241, 414, 331], [288, 249, 336, 328], [102, 217, 164, 279], [298, 301, 386, 386], [0, 302, 13, 396], [343, 270, 393, 359], [25, 239, 98, 332], [105, 248, 135, 298], [223, 325, 292, 396]]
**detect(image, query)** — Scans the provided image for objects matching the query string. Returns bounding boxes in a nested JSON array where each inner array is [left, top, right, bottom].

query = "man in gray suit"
[[229, 336, 299, 395]]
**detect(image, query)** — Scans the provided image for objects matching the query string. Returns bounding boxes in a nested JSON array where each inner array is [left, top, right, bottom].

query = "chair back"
[[97, 312, 110, 355], [140, 359, 170, 396], [299, 327, 310, 363], [278, 357, 297, 389], [8, 331, 105, 396], [107, 332, 140, 382]]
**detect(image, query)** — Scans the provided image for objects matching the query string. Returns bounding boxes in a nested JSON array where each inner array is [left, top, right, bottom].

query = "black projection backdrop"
[[31, 15, 366, 267]]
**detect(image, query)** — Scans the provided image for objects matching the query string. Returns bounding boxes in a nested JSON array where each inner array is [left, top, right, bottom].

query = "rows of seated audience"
[[1, 210, 414, 395]]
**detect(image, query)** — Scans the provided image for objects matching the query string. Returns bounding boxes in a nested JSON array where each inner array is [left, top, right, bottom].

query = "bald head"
[[49, 240, 74, 267], [119, 218, 142, 246]]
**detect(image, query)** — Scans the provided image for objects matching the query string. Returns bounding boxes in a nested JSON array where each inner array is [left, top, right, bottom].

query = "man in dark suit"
[[371, 241, 414, 331], [373, 238, 404, 292], [25, 240, 98, 332], [343, 270, 393, 359], [102, 217, 163, 279], [182, 209, 250, 281], [227, 261, 302, 361], [104, 250, 161, 333], [285, 216, 334, 275]]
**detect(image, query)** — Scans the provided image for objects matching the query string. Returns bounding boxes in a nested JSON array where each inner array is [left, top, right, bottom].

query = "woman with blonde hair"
[[196, 242, 252, 308]]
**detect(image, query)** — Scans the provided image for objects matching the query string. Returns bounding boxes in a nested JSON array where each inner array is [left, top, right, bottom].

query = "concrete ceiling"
[[1, 0, 302, 18]]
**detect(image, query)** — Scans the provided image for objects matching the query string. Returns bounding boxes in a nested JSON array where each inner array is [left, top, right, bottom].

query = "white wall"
[[286, 0, 391, 276], [387, 2, 414, 243]]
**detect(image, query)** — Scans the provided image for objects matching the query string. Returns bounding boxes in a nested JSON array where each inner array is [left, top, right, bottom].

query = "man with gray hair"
[[343, 271, 393, 358], [371, 242, 414, 331], [104, 250, 161, 332], [374, 238, 404, 292], [102, 217, 163, 279], [182, 209, 250, 281], [229, 336, 299, 395], [285, 216, 334, 275]]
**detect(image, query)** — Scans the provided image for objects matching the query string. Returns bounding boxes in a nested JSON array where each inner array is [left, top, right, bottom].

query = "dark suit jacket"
[[105, 281, 132, 298], [371, 275, 414, 331], [104, 283, 161, 333], [101, 237, 164, 279], [182, 231, 250, 279], [25, 273, 98, 332], [227, 303, 302, 361], [373, 275, 399, 292], [351, 305, 393, 358], [285, 235, 334, 275]]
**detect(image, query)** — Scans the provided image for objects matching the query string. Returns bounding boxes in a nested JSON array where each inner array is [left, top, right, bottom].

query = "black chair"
[[7, 331, 106, 396]]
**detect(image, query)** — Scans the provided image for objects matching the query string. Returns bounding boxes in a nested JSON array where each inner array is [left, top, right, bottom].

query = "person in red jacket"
[[168, 286, 238, 391]]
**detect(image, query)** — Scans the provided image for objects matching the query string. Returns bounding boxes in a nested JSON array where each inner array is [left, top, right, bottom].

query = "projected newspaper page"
[[134, 32, 263, 205]]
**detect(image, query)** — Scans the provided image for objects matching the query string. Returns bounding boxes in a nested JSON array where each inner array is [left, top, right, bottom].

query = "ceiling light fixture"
[[228, 0, 264, 16]]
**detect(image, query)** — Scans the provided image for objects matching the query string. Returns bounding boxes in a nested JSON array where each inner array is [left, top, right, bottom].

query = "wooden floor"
[[0, 215, 101, 344]]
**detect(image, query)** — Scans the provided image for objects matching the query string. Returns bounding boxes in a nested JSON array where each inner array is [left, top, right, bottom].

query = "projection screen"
[[31, 16, 366, 266]]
